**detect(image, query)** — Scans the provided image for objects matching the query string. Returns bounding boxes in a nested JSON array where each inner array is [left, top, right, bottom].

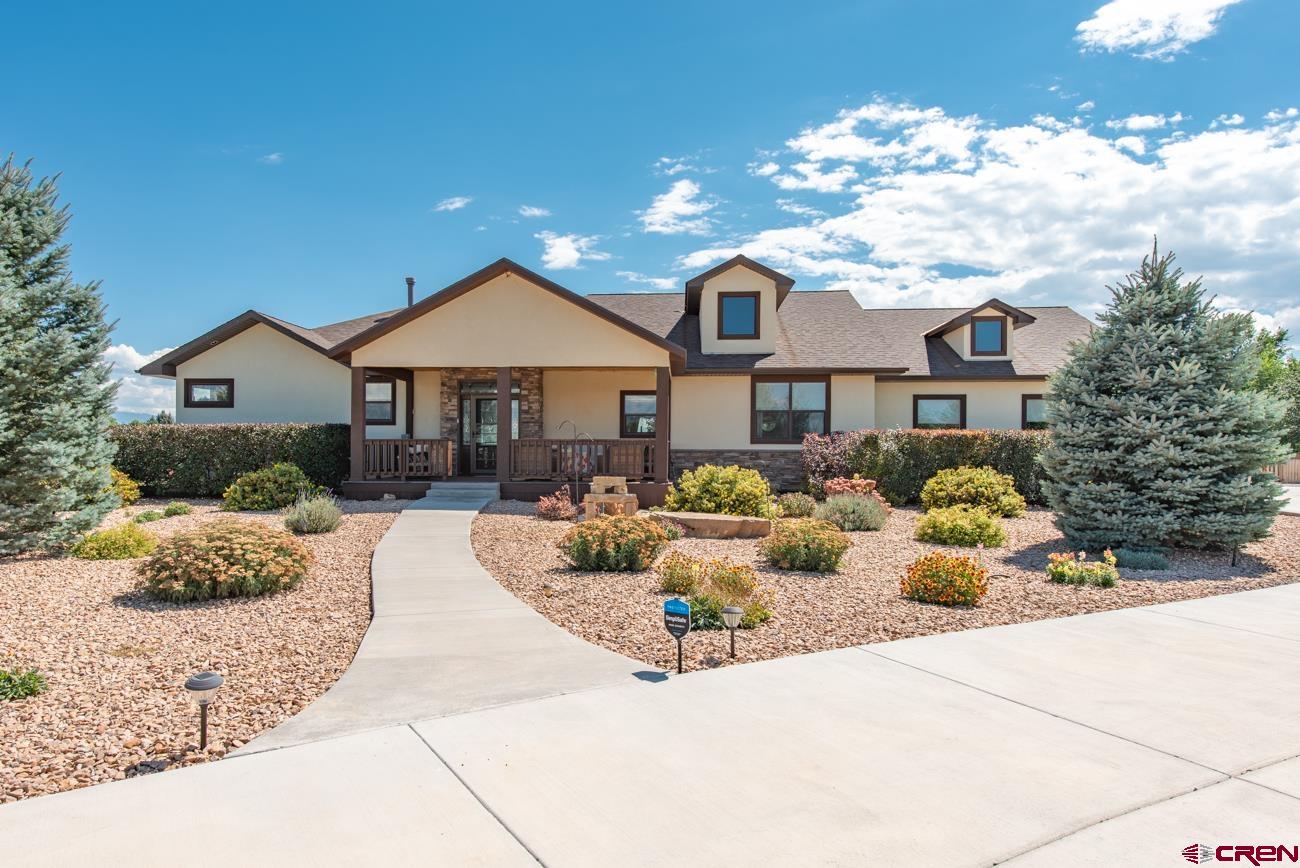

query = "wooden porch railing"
[[363, 438, 453, 481], [510, 438, 655, 481]]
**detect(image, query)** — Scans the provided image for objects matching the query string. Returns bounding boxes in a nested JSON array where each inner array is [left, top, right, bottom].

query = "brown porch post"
[[402, 370, 414, 437], [496, 367, 512, 484], [350, 366, 366, 482], [654, 366, 671, 483]]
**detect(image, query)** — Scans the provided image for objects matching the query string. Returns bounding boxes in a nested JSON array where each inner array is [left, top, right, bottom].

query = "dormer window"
[[970, 316, 1007, 356], [718, 292, 760, 340]]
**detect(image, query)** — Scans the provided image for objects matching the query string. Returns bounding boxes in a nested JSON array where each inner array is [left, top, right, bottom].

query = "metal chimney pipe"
[[405, 276, 415, 307]]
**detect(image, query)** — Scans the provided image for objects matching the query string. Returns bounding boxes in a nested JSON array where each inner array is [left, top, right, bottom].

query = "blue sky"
[[5, 0, 1298, 411]]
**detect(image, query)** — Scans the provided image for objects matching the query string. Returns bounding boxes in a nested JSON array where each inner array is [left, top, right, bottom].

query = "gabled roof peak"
[[684, 255, 795, 314], [922, 298, 1037, 338]]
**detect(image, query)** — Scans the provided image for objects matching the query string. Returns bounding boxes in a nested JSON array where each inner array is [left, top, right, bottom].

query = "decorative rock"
[[648, 510, 771, 539]]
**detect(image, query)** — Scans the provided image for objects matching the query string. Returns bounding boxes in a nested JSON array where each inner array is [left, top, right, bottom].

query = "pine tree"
[[1040, 244, 1288, 551], [0, 157, 118, 554]]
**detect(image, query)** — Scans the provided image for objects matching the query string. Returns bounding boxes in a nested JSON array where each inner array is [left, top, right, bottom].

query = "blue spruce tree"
[[0, 157, 118, 553], [1041, 245, 1288, 551]]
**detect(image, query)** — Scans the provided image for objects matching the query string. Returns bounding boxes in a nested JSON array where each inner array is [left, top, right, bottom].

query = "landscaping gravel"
[[0, 498, 405, 803], [472, 502, 1300, 673]]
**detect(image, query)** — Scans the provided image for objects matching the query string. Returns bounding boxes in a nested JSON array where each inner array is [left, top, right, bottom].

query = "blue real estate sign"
[[663, 598, 691, 639]]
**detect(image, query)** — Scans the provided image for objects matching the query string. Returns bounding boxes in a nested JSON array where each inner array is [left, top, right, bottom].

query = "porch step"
[[424, 481, 500, 502]]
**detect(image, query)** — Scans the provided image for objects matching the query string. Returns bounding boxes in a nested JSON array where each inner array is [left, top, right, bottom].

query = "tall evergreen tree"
[[1040, 244, 1288, 551], [0, 157, 118, 554]]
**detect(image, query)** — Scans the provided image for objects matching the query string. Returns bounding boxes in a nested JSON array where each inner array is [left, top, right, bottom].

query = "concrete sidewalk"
[[240, 494, 651, 753], [4, 582, 1298, 867], [1282, 484, 1300, 516]]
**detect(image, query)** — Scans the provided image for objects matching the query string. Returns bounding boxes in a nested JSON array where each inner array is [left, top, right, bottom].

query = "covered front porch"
[[344, 364, 672, 496]]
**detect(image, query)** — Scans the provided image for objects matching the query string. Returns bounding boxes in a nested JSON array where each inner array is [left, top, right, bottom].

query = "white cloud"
[[773, 162, 859, 193], [105, 344, 175, 414], [535, 231, 611, 270], [1076, 100, 1096, 112], [690, 97, 1300, 320], [615, 271, 677, 291], [1212, 113, 1245, 128], [776, 199, 826, 218], [1265, 107, 1300, 122], [1076, 0, 1245, 60], [748, 161, 780, 177], [257, 153, 283, 165], [432, 196, 473, 212], [638, 179, 717, 235], [1105, 112, 1184, 131], [518, 205, 551, 218]]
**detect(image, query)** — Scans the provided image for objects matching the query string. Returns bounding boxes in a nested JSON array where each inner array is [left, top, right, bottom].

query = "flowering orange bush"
[[901, 550, 988, 606], [822, 476, 875, 497], [137, 518, 312, 603], [558, 515, 669, 571], [1046, 550, 1118, 588]]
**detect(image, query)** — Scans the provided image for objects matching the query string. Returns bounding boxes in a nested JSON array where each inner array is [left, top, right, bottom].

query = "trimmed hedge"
[[803, 429, 1050, 506], [108, 424, 350, 497]]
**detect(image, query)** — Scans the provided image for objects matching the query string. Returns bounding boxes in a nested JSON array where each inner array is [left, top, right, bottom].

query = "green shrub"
[[915, 505, 1006, 547], [659, 554, 774, 629], [777, 492, 817, 518], [803, 429, 1049, 505], [0, 668, 47, 701], [108, 423, 350, 497], [134, 510, 164, 523], [901, 551, 989, 606], [71, 524, 158, 559], [920, 466, 1026, 517], [557, 515, 670, 571], [163, 501, 192, 517], [759, 519, 851, 572], [138, 519, 313, 603], [1112, 547, 1170, 571], [109, 468, 142, 506], [664, 464, 776, 518], [1046, 550, 1119, 587], [282, 494, 343, 534], [222, 463, 321, 511], [654, 517, 686, 540], [815, 494, 888, 531]]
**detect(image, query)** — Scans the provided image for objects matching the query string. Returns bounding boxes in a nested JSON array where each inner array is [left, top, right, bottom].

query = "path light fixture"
[[184, 671, 223, 749], [721, 606, 743, 658]]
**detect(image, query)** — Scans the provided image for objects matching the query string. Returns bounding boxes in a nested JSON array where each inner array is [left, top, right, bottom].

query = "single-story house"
[[138, 255, 1092, 500]]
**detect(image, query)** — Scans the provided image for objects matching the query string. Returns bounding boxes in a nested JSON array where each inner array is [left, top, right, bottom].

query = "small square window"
[[913, 395, 966, 429], [184, 379, 234, 408], [718, 292, 760, 339], [1023, 394, 1047, 430], [752, 377, 828, 443], [970, 317, 1006, 355], [365, 374, 396, 425], [620, 391, 656, 438]]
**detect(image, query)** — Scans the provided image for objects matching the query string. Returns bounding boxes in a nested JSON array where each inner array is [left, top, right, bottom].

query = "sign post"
[[663, 598, 691, 674]]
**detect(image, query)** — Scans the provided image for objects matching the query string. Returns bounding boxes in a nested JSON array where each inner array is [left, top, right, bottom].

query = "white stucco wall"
[[350, 273, 673, 369], [831, 374, 875, 430], [541, 369, 656, 439], [412, 370, 441, 439], [671, 374, 873, 449], [174, 323, 351, 424], [697, 266, 779, 355], [874, 379, 1047, 429]]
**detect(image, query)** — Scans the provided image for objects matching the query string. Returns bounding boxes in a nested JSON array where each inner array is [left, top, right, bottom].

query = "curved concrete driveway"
[[241, 494, 654, 754]]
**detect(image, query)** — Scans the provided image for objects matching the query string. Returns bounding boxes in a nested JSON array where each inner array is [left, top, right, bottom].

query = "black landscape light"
[[184, 671, 223, 750], [721, 606, 743, 658]]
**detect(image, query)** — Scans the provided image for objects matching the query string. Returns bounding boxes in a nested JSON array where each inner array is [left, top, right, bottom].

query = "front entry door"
[[471, 398, 498, 474]]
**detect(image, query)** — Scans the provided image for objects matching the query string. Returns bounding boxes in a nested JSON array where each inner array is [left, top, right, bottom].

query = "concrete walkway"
[[1282, 483, 1300, 516], [2, 500, 1298, 866], [240, 494, 652, 753]]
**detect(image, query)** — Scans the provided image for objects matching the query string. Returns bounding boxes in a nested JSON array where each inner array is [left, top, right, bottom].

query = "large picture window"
[[751, 376, 829, 443], [183, 378, 234, 409], [718, 292, 760, 339], [365, 373, 396, 424], [970, 316, 1007, 356], [913, 394, 966, 429], [1022, 394, 1047, 430], [620, 391, 656, 438]]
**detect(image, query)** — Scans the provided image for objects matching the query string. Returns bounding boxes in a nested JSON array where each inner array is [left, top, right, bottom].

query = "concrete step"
[[425, 482, 500, 500]]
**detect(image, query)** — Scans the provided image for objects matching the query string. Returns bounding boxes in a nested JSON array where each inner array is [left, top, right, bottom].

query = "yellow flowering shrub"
[[109, 468, 142, 506], [901, 551, 988, 606], [137, 518, 312, 603], [71, 523, 157, 560], [759, 518, 851, 572], [557, 515, 670, 571]]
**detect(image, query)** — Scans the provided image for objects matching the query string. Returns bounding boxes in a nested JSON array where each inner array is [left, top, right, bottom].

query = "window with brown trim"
[[970, 316, 1007, 356], [1022, 394, 1047, 430], [619, 391, 656, 438], [751, 375, 829, 443], [717, 291, 760, 339], [183, 378, 234, 408], [365, 373, 396, 424], [913, 394, 966, 429]]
